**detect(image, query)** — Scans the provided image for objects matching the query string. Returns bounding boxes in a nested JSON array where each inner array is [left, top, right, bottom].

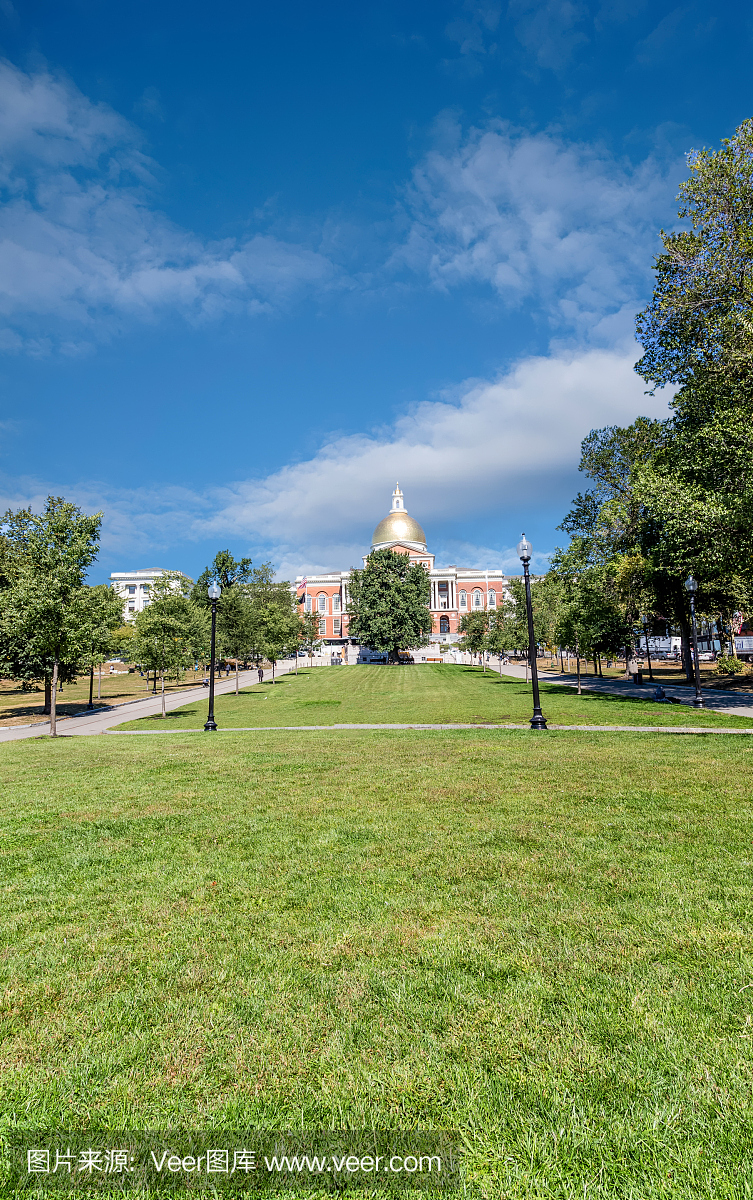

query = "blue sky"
[[0, 0, 750, 582]]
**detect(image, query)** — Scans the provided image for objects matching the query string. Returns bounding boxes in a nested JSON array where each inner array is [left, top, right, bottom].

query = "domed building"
[[294, 484, 512, 655]]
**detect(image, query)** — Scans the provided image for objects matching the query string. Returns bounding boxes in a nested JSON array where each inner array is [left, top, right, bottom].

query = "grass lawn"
[[120, 664, 753, 732], [2, 728, 753, 1197], [0, 667, 210, 728]]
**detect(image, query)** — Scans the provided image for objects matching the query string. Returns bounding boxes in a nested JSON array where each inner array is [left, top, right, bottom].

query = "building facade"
[[294, 485, 512, 647], [110, 568, 193, 621]]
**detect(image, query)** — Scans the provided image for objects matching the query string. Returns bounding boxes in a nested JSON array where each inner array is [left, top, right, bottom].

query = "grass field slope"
[[121, 664, 753, 732], [1, 724, 753, 1196]]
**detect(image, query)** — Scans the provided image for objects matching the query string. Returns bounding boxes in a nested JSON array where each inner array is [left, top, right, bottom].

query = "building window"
[[333, 594, 341, 612], [318, 618, 326, 636], [128, 604, 135, 612], [473, 590, 483, 607], [440, 615, 450, 634], [141, 584, 150, 592], [127, 586, 136, 594], [317, 594, 327, 613], [459, 591, 467, 608], [305, 595, 312, 612], [488, 591, 496, 607], [333, 618, 341, 635]]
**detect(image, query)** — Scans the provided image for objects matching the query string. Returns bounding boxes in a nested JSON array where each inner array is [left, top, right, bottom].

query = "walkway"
[[0, 663, 300, 743], [495, 661, 753, 719], [105, 722, 753, 736]]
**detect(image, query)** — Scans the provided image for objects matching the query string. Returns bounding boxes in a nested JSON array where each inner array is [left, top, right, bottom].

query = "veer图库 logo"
[[6, 1131, 459, 1192]]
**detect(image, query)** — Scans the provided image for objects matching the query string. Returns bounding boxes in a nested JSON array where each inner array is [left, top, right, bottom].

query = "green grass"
[[120, 664, 753, 731], [2, 729, 753, 1196]]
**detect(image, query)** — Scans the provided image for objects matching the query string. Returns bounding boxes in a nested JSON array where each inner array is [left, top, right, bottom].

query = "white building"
[[110, 568, 193, 621]]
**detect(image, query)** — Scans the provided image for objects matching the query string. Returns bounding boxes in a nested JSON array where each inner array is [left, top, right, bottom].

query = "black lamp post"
[[517, 535, 547, 730], [204, 580, 221, 731], [684, 575, 705, 708]]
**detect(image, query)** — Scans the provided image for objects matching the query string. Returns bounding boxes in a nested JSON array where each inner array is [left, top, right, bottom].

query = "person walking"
[[258, 666, 264, 684]]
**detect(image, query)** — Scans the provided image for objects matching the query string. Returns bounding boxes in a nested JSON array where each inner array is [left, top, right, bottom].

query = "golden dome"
[[371, 511, 426, 548]]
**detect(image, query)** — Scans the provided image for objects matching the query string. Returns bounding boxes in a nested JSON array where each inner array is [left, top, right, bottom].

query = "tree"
[[299, 609, 323, 666], [346, 549, 432, 662], [190, 550, 254, 606], [134, 573, 208, 717], [458, 610, 488, 668], [253, 603, 301, 680], [636, 119, 753, 397], [216, 585, 255, 694], [76, 584, 127, 702], [485, 611, 508, 665], [0, 497, 102, 735]]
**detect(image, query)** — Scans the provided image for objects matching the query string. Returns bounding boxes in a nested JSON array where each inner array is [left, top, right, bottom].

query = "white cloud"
[[196, 342, 670, 569], [0, 62, 336, 350], [394, 119, 676, 341], [1, 343, 671, 574]]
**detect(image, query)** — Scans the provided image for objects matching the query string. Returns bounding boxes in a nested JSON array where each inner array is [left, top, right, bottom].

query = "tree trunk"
[[161, 671, 166, 718], [597, 652, 603, 678], [44, 676, 52, 714], [98, 662, 102, 699], [272, 660, 276, 681], [235, 659, 239, 695], [50, 655, 59, 737], [576, 638, 581, 695]]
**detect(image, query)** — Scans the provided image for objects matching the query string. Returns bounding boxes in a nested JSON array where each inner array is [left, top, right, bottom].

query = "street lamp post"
[[684, 575, 705, 708], [517, 535, 547, 730], [204, 581, 222, 731]]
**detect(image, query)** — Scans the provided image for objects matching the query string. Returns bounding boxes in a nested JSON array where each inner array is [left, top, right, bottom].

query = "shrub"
[[715, 653, 746, 675]]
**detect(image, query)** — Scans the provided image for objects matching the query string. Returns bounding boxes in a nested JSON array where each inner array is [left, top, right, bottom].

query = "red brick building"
[[295, 485, 512, 649]]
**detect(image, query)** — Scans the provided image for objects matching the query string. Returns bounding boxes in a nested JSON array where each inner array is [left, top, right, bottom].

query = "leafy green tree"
[[458, 610, 488, 668], [485, 610, 509, 664], [346, 549, 432, 662], [134, 572, 208, 717], [242, 562, 297, 612], [0, 497, 102, 735], [253, 603, 301, 680], [216, 585, 256, 693], [636, 119, 753, 396], [191, 550, 254, 606], [77, 584, 127, 701], [299, 609, 323, 666]]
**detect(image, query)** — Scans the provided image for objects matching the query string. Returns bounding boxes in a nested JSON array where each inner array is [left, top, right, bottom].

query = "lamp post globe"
[[518, 533, 547, 731], [204, 581, 222, 731], [684, 574, 705, 708]]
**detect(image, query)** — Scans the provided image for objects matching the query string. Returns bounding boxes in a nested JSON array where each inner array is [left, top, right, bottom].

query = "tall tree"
[[636, 118, 753, 399], [458, 610, 488, 668], [346, 549, 432, 663], [191, 550, 254, 606], [134, 573, 208, 717], [77, 584, 127, 702], [252, 603, 301, 681], [0, 497, 102, 735], [299, 609, 323, 666], [216, 586, 255, 694]]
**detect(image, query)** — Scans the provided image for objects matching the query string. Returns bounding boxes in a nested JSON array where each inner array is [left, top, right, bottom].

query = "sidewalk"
[[495, 661, 753, 720], [0, 663, 300, 743]]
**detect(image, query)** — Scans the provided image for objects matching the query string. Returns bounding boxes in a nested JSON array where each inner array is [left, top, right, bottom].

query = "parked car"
[[697, 651, 716, 662]]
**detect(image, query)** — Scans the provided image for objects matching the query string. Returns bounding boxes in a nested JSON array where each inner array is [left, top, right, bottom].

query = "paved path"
[[494, 661, 753, 719], [0, 663, 301, 742], [105, 722, 753, 735]]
